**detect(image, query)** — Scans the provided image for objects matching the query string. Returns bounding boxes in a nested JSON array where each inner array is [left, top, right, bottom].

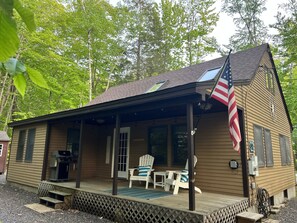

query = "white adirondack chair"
[[129, 154, 154, 189], [165, 155, 202, 195]]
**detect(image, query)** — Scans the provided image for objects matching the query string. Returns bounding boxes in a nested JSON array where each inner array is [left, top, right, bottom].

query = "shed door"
[[112, 127, 130, 179]]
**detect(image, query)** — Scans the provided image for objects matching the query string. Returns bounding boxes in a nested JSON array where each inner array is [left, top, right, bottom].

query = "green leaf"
[[13, 73, 26, 97], [0, 11, 19, 60], [4, 58, 26, 75], [14, 0, 36, 32], [27, 67, 49, 89]]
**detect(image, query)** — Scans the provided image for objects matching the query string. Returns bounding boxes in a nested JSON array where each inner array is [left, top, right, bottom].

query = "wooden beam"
[[187, 103, 195, 211], [112, 114, 121, 195], [41, 122, 51, 181], [76, 120, 85, 188], [239, 109, 249, 197]]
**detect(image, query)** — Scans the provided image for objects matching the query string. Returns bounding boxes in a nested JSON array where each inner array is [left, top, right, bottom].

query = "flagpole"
[[209, 49, 232, 97], [192, 49, 233, 135]]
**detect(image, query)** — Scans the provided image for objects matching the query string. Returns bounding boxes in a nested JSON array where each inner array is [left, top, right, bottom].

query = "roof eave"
[[9, 82, 200, 127]]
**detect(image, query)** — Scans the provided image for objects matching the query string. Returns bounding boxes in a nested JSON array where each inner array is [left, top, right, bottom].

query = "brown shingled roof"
[[88, 44, 268, 106]]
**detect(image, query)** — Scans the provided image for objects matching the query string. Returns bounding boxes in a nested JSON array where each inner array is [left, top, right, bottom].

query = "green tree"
[[64, 0, 124, 99], [222, 0, 268, 51], [272, 0, 297, 151], [180, 0, 218, 65]]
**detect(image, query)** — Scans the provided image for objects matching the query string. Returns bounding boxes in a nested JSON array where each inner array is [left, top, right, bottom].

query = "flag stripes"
[[211, 55, 241, 153]]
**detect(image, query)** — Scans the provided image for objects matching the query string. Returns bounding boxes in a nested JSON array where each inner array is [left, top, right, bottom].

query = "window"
[[25, 128, 36, 162], [254, 125, 265, 167], [172, 125, 188, 166], [146, 81, 166, 93], [16, 130, 26, 161], [148, 126, 167, 165], [0, 144, 3, 157], [265, 68, 275, 94], [264, 129, 273, 167], [279, 135, 291, 165], [198, 67, 221, 82], [66, 128, 80, 159], [254, 125, 274, 167]]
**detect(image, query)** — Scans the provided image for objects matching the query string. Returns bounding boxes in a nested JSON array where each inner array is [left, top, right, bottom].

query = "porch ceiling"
[[81, 96, 227, 126]]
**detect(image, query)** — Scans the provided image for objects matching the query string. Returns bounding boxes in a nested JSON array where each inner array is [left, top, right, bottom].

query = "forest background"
[[0, 0, 297, 152]]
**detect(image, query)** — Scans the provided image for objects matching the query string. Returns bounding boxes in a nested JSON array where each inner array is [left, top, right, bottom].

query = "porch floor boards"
[[46, 178, 247, 215]]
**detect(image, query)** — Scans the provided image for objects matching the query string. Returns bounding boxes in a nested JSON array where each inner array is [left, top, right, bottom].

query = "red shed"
[[0, 131, 10, 174]]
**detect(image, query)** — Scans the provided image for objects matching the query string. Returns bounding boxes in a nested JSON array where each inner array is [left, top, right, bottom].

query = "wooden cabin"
[[0, 131, 10, 174], [6, 44, 295, 222]]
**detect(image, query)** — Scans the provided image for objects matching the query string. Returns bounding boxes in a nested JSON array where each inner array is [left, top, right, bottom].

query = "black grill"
[[49, 150, 72, 181]]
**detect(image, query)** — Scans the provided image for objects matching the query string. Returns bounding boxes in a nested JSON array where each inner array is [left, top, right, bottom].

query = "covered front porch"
[[38, 178, 249, 223], [39, 84, 248, 222]]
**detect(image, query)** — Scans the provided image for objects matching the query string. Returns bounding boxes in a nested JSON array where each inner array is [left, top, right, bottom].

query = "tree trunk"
[[88, 28, 93, 102], [3, 88, 16, 131]]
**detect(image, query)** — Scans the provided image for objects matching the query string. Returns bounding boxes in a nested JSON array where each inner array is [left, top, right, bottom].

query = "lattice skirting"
[[73, 190, 203, 223], [204, 199, 249, 223], [38, 181, 55, 197], [38, 182, 249, 223]]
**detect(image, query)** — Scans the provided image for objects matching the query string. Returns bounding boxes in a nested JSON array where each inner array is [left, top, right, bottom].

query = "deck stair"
[[40, 190, 72, 209], [236, 212, 264, 223]]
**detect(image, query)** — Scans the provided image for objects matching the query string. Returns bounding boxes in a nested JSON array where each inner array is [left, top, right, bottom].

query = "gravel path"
[[0, 174, 113, 223], [268, 197, 297, 223], [1, 173, 296, 223]]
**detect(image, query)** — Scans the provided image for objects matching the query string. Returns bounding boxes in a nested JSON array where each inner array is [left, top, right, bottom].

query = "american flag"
[[211, 55, 241, 153]]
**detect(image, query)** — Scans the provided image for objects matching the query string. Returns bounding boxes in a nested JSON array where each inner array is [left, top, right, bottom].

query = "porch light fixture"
[[197, 67, 221, 82], [96, 119, 105, 124], [198, 101, 212, 111], [146, 80, 166, 93]]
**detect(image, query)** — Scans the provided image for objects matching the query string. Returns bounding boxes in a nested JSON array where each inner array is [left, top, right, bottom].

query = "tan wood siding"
[[238, 51, 295, 198], [196, 112, 243, 196], [7, 123, 47, 188]]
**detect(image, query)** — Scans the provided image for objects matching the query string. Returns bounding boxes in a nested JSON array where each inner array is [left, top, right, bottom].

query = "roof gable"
[[88, 44, 268, 106], [0, 131, 10, 141]]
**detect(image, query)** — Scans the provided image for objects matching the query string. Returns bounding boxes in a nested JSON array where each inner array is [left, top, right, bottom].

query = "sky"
[[108, 0, 287, 60], [109, 0, 286, 46]]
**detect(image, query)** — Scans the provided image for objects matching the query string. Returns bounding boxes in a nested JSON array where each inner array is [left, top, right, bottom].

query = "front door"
[[112, 127, 130, 179]]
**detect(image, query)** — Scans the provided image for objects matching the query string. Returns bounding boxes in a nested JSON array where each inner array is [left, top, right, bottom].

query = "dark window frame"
[[264, 129, 273, 167], [25, 128, 36, 162], [16, 130, 26, 161], [254, 125, 265, 167], [265, 67, 275, 95], [66, 128, 80, 160], [279, 134, 292, 166], [254, 125, 274, 167], [148, 125, 168, 165], [171, 124, 188, 166], [0, 144, 3, 157]]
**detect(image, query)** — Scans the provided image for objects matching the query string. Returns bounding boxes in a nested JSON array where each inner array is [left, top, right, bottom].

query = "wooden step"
[[236, 212, 264, 223], [49, 190, 72, 197], [40, 196, 63, 209]]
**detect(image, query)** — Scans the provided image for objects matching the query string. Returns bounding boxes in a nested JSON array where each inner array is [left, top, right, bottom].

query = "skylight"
[[198, 67, 221, 82], [146, 81, 166, 93]]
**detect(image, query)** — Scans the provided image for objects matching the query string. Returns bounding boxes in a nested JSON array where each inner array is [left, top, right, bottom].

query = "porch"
[[38, 178, 249, 223]]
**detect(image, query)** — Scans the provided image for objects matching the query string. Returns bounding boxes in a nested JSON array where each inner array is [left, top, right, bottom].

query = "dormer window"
[[198, 67, 221, 82], [146, 81, 166, 93]]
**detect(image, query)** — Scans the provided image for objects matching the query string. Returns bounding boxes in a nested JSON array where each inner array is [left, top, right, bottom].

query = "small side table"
[[153, 171, 167, 189]]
